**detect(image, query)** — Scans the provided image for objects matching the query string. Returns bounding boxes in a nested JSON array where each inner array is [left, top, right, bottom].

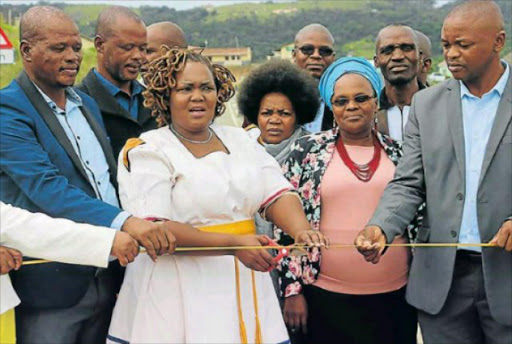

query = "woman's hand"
[[283, 294, 308, 334], [0, 246, 22, 275], [294, 229, 329, 248], [234, 235, 276, 272]]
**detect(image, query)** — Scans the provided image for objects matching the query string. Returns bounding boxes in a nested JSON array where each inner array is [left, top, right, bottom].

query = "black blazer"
[[77, 69, 158, 159]]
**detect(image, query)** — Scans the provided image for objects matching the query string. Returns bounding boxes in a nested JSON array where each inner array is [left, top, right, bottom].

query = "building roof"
[[201, 47, 251, 56]]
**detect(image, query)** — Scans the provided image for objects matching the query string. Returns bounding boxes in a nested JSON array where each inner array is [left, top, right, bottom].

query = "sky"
[[1, 0, 455, 10], [0, 0, 269, 10]]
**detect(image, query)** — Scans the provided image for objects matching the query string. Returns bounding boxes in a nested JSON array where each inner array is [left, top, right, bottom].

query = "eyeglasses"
[[295, 44, 334, 57], [379, 43, 416, 56], [332, 94, 375, 108]]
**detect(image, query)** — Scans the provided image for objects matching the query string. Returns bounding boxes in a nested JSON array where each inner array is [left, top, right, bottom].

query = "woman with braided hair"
[[107, 47, 327, 344]]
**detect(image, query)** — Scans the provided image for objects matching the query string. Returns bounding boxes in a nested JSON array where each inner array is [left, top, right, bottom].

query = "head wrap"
[[318, 57, 383, 110]]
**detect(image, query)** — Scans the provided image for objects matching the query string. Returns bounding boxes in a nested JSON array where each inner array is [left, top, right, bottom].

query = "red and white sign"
[[0, 27, 15, 64], [0, 27, 13, 49]]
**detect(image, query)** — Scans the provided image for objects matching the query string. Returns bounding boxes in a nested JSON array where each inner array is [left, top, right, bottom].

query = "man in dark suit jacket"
[[356, 2, 512, 343], [77, 6, 158, 159], [0, 7, 174, 343]]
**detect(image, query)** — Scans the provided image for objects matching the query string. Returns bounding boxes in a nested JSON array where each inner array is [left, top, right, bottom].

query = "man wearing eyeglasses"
[[293, 24, 337, 133], [374, 24, 425, 142]]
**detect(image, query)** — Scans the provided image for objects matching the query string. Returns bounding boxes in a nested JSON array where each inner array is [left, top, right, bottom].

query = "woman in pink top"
[[276, 57, 422, 344]]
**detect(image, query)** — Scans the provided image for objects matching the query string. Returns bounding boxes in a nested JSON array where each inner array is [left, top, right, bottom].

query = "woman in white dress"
[[107, 47, 328, 344]]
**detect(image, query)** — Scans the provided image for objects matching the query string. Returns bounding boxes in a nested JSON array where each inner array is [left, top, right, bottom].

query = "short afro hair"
[[237, 60, 320, 126]]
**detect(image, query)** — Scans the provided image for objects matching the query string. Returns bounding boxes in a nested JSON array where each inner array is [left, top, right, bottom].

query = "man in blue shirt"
[[77, 6, 158, 159], [356, 2, 512, 343], [0, 6, 175, 343]]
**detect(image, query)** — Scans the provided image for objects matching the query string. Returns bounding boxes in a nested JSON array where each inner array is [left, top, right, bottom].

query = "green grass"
[[341, 35, 376, 59], [64, 4, 110, 28], [206, 0, 370, 23]]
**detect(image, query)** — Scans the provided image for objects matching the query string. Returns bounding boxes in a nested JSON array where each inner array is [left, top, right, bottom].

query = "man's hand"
[[121, 217, 176, 261], [490, 220, 512, 252], [294, 229, 329, 248], [234, 235, 276, 272], [110, 231, 140, 266], [0, 246, 22, 275], [283, 294, 308, 335], [354, 225, 387, 264]]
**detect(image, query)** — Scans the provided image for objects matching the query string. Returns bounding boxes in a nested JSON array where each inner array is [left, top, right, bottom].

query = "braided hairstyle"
[[142, 46, 236, 127]]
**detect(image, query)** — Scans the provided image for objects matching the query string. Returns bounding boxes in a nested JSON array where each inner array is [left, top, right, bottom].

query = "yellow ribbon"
[[234, 257, 249, 344], [21, 219, 263, 343], [21, 242, 497, 266], [13, 219, 498, 344]]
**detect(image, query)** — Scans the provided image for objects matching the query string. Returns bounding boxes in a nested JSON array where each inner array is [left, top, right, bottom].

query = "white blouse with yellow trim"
[[108, 124, 291, 344]]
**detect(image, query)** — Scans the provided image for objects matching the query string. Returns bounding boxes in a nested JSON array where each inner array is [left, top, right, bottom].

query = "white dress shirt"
[[387, 105, 410, 142]]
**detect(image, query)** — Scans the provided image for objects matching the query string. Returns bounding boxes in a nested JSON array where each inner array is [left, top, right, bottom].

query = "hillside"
[[0, 0, 511, 87], [2, 0, 510, 59], [203, 0, 369, 23]]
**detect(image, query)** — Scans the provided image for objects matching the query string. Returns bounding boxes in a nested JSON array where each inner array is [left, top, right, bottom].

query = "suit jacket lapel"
[[80, 105, 118, 187], [479, 71, 512, 186], [446, 79, 466, 180], [15, 71, 90, 182]]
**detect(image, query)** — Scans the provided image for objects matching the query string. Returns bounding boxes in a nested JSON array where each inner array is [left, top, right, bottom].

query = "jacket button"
[[456, 193, 464, 200], [450, 230, 457, 238]]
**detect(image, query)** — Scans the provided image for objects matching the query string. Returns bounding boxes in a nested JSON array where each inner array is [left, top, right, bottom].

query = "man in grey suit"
[[355, 2, 511, 343]]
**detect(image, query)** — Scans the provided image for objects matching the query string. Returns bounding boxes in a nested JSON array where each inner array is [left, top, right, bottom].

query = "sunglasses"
[[332, 94, 375, 108], [296, 44, 334, 57]]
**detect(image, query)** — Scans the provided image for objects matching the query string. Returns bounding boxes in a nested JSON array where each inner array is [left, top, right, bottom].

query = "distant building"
[[272, 8, 298, 15], [267, 43, 293, 61], [201, 47, 252, 66]]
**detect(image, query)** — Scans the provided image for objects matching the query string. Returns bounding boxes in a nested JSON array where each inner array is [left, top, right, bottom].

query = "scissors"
[[264, 236, 309, 272]]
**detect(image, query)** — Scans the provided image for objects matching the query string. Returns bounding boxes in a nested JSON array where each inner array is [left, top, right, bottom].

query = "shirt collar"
[[32, 82, 83, 112], [379, 80, 426, 110], [93, 68, 143, 98], [460, 60, 510, 99]]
